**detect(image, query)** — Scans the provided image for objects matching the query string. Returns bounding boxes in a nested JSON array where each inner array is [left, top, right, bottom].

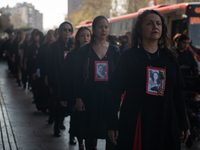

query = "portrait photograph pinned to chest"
[[146, 66, 166, 96], [95, 61, 109, 81]]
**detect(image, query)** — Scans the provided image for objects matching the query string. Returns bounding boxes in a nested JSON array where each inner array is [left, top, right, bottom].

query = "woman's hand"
[[108, 130, 118, 145], [60, 101, 67, 107], [180, 129, 190, 143], [191, 113, 196, 117], [75, 98, 85, 111], [32, 73, 38, 80]]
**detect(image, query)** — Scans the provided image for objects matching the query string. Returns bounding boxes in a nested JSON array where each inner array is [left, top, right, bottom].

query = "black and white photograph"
[[146, 67, 166, 96], [95, 61, 108, 81]]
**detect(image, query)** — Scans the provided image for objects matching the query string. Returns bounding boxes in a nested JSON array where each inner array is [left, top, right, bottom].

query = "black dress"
[[33, 43, 51, 111], [73, 43, 120, 139], [107, 47, 188, 150], [48, 37, 74, 99], [62, 49, 78, 105], [47, 37, 74, 117], [26, 43, 40, 74]]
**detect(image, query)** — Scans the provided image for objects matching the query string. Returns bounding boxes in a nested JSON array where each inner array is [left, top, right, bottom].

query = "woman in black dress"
[[33, 30, 55, 112], [26, 30, 44, 102], [62, 26, 91, 150], [107, 10, 189, 150], [74, 16, 120, 150], [47, 22, 74, 138]]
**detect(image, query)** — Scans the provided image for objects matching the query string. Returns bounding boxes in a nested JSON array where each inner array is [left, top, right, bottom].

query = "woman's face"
[[21, 32, 26, 41], [34, 34, 40, 42], [93, 19, 109, 40], [47, 30, 55, 42], [78, 29, 91, 46], [195, 95, 200, 101], [153, 73, 158, 80], [98, 65, 103, 74], [141, 13, 162, 42], [178, 40, 190, 51], [61, 24, 72, 40]]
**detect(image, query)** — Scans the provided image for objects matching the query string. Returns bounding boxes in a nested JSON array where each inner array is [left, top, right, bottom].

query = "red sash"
[[132, 111, 141, 150]]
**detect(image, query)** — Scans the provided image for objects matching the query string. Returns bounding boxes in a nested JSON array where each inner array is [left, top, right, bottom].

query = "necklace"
[[145, 49, 159, 60]]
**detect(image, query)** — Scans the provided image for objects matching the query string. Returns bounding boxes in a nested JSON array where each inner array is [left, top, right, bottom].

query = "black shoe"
[[59, 124, 66, 130], [69, 136, 76, 145], [54, 129, 61, 137]]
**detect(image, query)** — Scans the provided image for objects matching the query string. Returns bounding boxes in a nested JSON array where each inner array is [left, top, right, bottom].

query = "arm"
[[107, 52, 128, 144]]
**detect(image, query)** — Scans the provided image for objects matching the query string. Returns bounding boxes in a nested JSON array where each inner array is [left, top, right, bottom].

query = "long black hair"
[[74, 27, 91, 52], [83, 15, 109, 83], [132, 10, 177, 63]]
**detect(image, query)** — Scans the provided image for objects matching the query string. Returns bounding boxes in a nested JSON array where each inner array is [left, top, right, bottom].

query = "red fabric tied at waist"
[[133, 111, 141, 150], [121, 91, 126, 102]]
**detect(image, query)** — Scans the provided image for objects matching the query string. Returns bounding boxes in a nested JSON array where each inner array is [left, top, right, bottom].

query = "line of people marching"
[[0, 10, 193, 150]]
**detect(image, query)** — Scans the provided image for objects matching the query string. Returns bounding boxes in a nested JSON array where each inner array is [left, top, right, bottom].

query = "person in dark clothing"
[[119, 33, 131, 53], [175, 34, 198, 76], [26, 31, 44, 102], [62, 26, 91, 150], [16, 31, 26, 86], [33, 30, 55, 113], [74, 16, 120, 150], [107, 35, 118, 46], [47, 22, 76, 144], [107, 10, 189, 150], [23, 29, 39, 89], [185, 91, 200, 128], [22, 34, 31, 89]]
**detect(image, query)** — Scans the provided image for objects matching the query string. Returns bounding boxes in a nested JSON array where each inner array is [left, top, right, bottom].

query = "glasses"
[[63, 28, 72, 32]]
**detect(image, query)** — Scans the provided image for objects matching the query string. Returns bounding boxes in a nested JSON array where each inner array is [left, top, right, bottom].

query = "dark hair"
[[58, 21, 73, 35], [16, 30, 24, 43], [132, 10, 177, 63], [107, 35, 117, 45], [186, 91, 200, 101], [43, 29, 55, 44], [152, 72, 160, 84], [83, 15, 109, 83], [74, 27, 91, 51], [34, 31, 44, 45], [178, 34, 190, 42], [30, 29, 39, 43]]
